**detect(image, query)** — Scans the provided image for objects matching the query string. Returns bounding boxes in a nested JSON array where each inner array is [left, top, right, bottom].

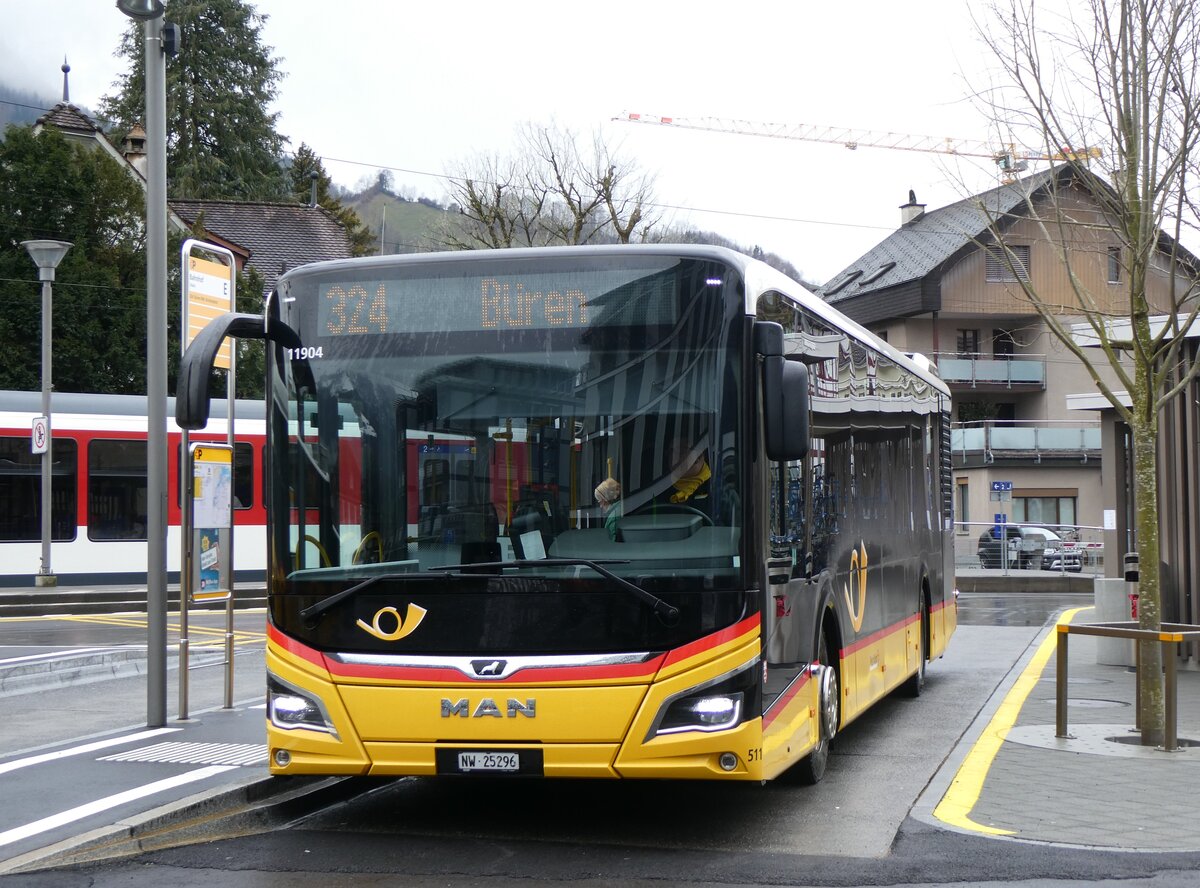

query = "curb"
[[0, 773, 367, 875], [0, 648, 228, 699]]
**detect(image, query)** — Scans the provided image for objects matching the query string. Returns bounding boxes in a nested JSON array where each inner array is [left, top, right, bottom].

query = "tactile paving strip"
[[98, 741, 266, 767]]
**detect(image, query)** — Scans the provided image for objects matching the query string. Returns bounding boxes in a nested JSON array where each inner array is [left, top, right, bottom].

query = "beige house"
[[818, 167, 1197, 556]]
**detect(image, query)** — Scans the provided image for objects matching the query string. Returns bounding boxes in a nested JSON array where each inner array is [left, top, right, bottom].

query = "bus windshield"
[[268, 252, 747, 648]]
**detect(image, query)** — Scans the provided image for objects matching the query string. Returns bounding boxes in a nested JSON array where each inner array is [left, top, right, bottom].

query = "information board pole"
[[223, 355, 236, 709], [179, 240, 235, 720]]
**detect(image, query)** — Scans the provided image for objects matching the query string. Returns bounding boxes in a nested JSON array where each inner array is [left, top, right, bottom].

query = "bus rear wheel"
[[793, 629, 838, 785], [903, 599, 928, 697]]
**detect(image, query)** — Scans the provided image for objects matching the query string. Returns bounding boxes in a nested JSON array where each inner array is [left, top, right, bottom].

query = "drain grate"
[[98, 741, 266, 767]]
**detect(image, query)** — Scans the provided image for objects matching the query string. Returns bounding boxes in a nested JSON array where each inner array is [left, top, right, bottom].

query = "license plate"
[[456, 751, 519, 772]]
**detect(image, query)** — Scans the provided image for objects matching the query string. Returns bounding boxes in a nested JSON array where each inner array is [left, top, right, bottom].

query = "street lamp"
[[20, 239, 71, 588], [117, 0, 169, 728], [116, 0, 164, 19]]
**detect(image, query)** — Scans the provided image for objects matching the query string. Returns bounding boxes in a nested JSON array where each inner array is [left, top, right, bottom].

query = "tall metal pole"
[[21, 240, 71, 588], [144, 11, 169, 728], [39, 275, 53, 584], [39, 279, 54, 583]]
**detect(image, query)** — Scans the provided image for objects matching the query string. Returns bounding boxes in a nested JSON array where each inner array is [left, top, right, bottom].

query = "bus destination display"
[[316, 266, 676, 336]]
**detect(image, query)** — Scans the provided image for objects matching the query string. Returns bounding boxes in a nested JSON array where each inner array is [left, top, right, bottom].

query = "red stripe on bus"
[[762, 668, 812, 728], [267, 622, 326, 669], [660, 614, 761, 670], [840, 611, 919, 657]]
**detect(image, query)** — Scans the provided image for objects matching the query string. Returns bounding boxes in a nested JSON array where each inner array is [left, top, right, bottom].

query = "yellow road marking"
[[1, 613, 265, 645], [55, 614, 266, 642], [933, 606, 1090, 836]]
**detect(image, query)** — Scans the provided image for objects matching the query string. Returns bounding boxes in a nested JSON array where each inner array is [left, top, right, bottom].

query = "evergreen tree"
[[100, 0, 289, 201], [0, 126, 149, 394], [288, 143, 373, 256]]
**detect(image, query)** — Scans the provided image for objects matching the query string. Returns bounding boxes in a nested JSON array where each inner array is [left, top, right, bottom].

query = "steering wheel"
[[631, 502, 714, 527]]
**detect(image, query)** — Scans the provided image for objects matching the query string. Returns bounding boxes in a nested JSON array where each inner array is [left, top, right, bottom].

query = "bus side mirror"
[[763, 356, 810, 461], [176, 311, 301, 429]]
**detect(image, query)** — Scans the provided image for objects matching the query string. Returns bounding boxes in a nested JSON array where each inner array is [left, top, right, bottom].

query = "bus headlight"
[[658, 692, 743, 734], [648, 660, 760, 739], [268, 675, 338, 737]]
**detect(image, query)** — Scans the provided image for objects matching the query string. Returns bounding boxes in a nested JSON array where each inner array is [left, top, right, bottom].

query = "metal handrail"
[[1055, 621, 1200, 751]]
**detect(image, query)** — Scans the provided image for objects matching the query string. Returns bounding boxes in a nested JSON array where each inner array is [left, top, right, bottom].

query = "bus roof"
[[276, 244, 950, 398]]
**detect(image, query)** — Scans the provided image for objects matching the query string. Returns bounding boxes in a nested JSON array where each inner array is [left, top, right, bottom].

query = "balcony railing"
[[935, 353, 1046, 388], [952, 420, 1101, 460]]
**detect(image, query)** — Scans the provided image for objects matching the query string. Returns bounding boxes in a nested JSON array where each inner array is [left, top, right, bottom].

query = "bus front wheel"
[[793, 629, 839, 785]]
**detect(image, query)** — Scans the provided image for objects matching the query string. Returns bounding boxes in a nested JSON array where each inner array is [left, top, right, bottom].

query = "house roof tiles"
[[820, 169, 1056, 302], [34, 103, 105, 137], [169, 199, 353, 295]]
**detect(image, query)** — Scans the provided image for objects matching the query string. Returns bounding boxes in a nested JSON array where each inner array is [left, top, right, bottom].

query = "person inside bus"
[[594, 477, 623, 540], [667, 442, 711, 504]]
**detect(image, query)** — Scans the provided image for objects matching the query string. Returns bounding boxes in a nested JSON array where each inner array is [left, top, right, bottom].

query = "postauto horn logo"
[[356, 603, 428, 641], [843, 542, 868, 633]]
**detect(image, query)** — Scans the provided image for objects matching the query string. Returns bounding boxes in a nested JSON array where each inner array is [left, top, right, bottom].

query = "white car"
[[1020, 526, 1083, 572]]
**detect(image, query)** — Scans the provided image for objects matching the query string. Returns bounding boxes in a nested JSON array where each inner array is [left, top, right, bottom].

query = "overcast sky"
[[2, 1, 1022, 283]]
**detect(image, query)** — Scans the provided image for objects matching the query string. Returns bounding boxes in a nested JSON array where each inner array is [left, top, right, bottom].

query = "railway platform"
[[0, 593, 1197, 876], [0, 581, 267, 618]]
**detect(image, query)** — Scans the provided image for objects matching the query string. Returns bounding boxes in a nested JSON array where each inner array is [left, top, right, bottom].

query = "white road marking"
[[0, 648, 138, 666], [0, 728, 181, 776], [0, 765, 235, 848]]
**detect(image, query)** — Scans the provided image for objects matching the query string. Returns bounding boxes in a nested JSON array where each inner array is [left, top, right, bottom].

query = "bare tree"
[[974, 0, 1200, 745], [438, 122, 661, 249], [434, 151, 550, 249], [588, 132, 662, 243]]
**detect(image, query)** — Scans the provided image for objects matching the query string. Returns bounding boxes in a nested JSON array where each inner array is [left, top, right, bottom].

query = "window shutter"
[[985, 245, 1030, 282]]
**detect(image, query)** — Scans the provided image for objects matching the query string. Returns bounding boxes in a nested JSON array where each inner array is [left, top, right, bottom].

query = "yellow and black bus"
[[178, 244, 955, 783]]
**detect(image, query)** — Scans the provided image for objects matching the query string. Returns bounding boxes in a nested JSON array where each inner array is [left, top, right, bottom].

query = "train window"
[[0, 436, 77, 542], [174, 442, 254, 510], [88, 439, 147, 541], [286, 441, 323, 507], [233, 443, 253, 509], [422, 458, 449, 506]]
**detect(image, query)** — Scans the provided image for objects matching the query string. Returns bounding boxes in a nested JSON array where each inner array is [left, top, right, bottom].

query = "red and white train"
[[1, 390, 547, 585], [0, 389, 267, 586]]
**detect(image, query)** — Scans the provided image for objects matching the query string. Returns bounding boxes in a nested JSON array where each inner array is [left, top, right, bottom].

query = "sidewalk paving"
[[1, 589, 1198, 874], [913, 606, 1200, 851]]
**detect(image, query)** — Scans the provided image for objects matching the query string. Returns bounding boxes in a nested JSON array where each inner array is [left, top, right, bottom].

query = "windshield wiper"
[[300, 573, 415, 625], [430, 558, 680, 627]]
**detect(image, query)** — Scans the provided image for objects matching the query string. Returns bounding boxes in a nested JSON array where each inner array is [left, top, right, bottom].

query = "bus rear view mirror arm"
[[176, 311, 302, 430]]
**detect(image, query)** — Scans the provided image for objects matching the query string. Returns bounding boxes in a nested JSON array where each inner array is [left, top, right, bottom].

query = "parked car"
[[1024, 526, 1083, 572], [977, 525, 1082, 571], [977, 526, 1033, 569]]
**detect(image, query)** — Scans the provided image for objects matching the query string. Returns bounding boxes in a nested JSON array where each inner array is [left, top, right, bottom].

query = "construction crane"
[[614, 111, 1100, 174]]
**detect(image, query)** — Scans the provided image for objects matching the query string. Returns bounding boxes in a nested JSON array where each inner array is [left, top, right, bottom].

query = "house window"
[[992, 329, 1016, 358], [1013, 495, 1076, 529], [1108, 247, 1122, 283], [985, 244, 1030, 282], [956, 480, 969, 533], [824, 270, 862, 296], [956, 329, 980, 356], [858, 262, 895, 285]]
